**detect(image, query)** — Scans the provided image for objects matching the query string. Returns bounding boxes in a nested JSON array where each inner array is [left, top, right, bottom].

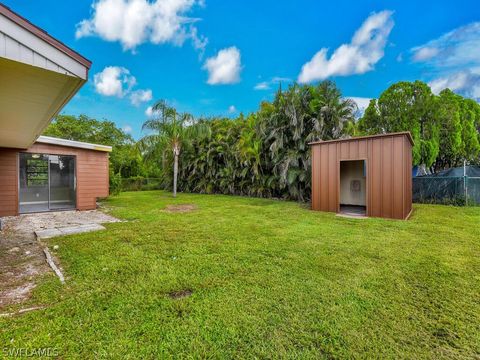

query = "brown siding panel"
[[404, 137, 413, 218], [381, 137, 392, 218], [311, 146, 320, 210], [370, 139, 382, 217], [393, 136, 404, 219], [310, 132, 413, 220], [327, 143, 337, 212], [320, 144, 329, 211], [0, 149, 18, 216]]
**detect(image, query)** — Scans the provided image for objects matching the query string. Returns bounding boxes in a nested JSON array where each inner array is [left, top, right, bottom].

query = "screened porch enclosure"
[[19, 153, 76, 213]]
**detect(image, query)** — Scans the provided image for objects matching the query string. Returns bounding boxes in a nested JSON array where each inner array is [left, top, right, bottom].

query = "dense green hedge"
[[176, 82, 356, 201]]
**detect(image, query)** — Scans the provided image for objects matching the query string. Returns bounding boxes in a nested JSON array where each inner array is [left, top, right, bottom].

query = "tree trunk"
[[173, 145, 179, 197]]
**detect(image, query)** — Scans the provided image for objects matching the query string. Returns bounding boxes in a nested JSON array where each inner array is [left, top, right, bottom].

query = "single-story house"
[[0, 4, 111, 217], [310, 132, 413, 220]]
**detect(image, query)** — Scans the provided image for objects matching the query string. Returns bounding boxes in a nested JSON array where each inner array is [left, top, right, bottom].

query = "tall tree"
[[139, 100, 209, 197], [177, 82, 356, 201], [43, 114, 146, 178], [308, 80, 357, 140], [257, 82, 356, 200], [358, 81, 439, 167], [435, 89, 463, 169], [459, 98, 480, 164]]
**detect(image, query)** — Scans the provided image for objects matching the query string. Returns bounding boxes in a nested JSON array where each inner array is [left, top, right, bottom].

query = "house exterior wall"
[[0, 148, 18, 217], [311, 132, 413, 220], [0, 142, 109, 217]]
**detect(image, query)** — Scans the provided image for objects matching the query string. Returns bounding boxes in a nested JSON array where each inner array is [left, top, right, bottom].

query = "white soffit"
[[0, 57, 84, 149], [36, 136, 113, 152]]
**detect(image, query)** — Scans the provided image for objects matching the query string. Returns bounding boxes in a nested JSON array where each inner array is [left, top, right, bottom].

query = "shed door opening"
[[340, 160, 366, 216], [19, 153, 76, 213]]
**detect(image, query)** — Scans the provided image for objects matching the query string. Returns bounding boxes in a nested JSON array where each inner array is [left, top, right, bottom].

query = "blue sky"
[[4, 0, 480, 139]]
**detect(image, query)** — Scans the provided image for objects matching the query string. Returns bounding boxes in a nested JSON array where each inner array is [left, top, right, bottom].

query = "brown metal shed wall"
[[311, 133, 412, 220], [0, 142, 109, 216], [404, 136, 413, 219]]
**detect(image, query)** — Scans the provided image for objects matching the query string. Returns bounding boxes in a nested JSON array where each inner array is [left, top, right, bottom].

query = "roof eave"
[[0, 4, 91, 69], [36, 136, 113, 152], [308, 131, 415, 147]]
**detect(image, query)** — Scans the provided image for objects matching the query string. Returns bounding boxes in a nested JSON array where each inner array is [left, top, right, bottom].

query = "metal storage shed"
[[310, 132, 413, 220]]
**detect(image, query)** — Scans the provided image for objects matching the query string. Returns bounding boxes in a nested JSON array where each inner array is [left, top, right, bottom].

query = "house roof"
[[36, 136, 112, 152], [308, 131, 414, 146], [0, 3, 91, 149], [0, 3, 91, 69]]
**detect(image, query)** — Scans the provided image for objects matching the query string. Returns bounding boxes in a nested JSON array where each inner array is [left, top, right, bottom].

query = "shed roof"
[[308, 131, 414, 146], [36, 136, 112, 152]]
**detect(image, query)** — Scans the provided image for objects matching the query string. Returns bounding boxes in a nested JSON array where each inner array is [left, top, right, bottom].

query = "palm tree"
[[139, 100, 208, 197], [308, 80, 357, 140]]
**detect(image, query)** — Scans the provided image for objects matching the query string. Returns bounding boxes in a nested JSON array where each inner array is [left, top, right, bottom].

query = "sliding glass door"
[[19, 154, 49, 213], [19, 153, 76, 213], [49, 155, 76, 210]]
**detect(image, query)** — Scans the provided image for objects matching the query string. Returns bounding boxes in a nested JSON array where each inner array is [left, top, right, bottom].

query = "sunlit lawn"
[[1, 191, 479, 358]]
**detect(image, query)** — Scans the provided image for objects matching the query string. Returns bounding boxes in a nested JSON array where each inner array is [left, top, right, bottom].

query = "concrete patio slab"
[[35, 223, 106, 240]]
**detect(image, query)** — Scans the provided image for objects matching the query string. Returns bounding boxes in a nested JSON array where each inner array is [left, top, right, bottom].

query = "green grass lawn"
[[1, 191, 479, 358]]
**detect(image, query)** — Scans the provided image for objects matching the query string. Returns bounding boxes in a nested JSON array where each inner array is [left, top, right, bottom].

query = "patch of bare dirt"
[[0, 210, 120, 309], [168, 289, 193, 299], [164, 204, 197, 213], [0, 232, 48, 309], [0, 282, 36, 307]]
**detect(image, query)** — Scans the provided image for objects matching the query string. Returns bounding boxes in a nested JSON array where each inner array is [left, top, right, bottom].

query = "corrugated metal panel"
[[311, 132, 413, 220]]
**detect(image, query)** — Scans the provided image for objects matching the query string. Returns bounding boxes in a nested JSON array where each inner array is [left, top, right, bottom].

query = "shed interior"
[[340, 160, 366, 216]]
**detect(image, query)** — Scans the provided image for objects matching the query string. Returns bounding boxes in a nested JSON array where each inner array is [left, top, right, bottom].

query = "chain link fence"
[[413, 176, 480, 205]]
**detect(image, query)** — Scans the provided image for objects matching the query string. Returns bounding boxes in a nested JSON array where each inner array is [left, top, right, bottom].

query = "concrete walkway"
[[36, 223, 106, 240]]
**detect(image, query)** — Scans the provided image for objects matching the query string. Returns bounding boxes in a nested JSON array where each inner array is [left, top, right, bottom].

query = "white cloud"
[[346, 96, 372, 117], [411, 22, 480, 68], [412, 22, 480, 101], [93, 66, 136, 97], [189, 26, 208, 56], [228, 105, 237, 113], [76, 0, 207, 52], [254, 82, 269, 90], [122, 125, 133, 133], [254, 77, 291, 90], [145, 105, 161, 117], [298, 10, 394, 83], [203, 47, 242, 85], [145, 106, 153, 116], [429, 69, 480, 100], [94, 66, 153, 106], [130, 89, 153, 106], [412, 47, 439, 62]]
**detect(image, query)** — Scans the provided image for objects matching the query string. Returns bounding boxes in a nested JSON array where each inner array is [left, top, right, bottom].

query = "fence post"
[[464, 160, 468, 206]]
